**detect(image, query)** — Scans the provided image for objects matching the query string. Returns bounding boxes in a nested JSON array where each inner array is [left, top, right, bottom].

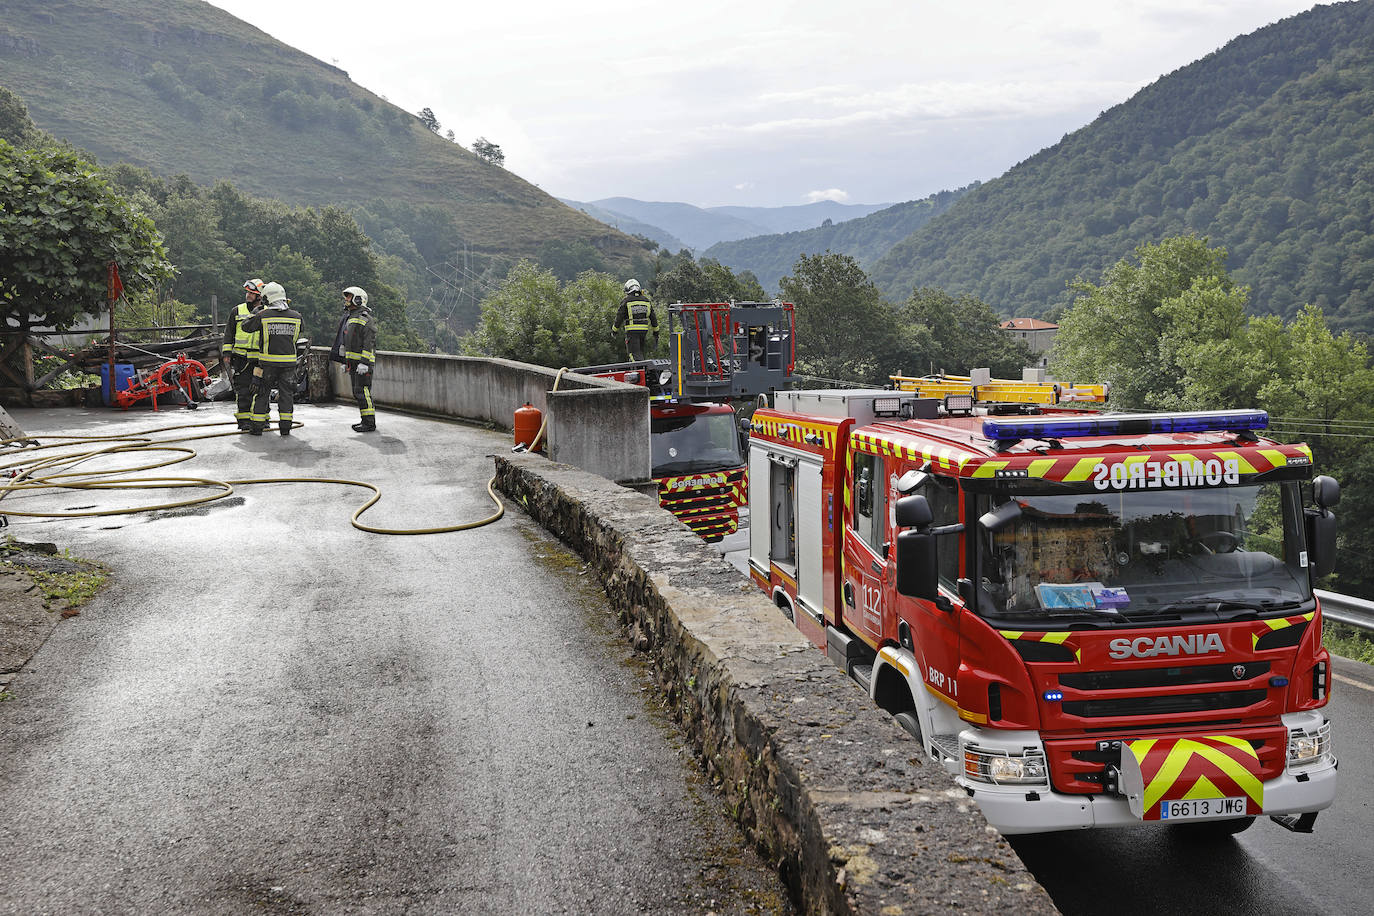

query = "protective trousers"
[[248, 363, 296, 434], [352, 371, 375, 427], [625, 331, 648, 361], [231, 355, 256, 427]]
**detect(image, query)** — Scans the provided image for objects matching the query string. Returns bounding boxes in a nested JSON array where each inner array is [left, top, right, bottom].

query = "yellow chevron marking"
[[971, 460, 1008, 479], [1064, 456, 1102, 482], [1216, 450, 1258, 475], [1028, 458, 1057, 478]]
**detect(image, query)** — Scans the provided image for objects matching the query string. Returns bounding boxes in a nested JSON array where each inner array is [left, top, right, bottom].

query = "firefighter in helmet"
[[330, 286, 378, 432], [241, 281, 304, 436], [613, 278, 658, 360], [221, 278, 266, 430]]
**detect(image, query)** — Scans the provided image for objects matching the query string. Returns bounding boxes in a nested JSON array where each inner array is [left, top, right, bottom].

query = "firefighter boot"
[[351, 420, 376, 433], [247, 425, 263, 436], [279, 422, 291, 437]]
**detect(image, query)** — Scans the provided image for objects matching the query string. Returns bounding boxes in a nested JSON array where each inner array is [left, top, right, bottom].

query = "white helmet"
[[624, 279, 640, 294], [261, 281, 288, 305], [243, 278, 265, 295], [343, 286, 369, 308]]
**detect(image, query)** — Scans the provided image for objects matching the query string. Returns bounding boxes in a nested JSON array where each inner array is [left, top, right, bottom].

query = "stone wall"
[[495, 453, 1055, 916]]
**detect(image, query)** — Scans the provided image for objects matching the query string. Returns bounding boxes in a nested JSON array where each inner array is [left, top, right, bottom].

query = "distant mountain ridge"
[[0, 0, 640, 265], [564, 197, 893, 252], [703, 187, 974, 294]]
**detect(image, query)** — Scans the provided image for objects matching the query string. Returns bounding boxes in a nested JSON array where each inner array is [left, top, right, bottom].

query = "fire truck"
[[581, 301, 795, 542], [746, 374, 1340, 836]]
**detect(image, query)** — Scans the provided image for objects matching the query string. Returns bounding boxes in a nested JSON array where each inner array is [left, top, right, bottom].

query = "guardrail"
[[1317, 589, 1374, 633]]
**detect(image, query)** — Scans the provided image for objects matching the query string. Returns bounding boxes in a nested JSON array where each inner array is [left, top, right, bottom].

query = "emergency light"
[[983, 409, 1268, 443]]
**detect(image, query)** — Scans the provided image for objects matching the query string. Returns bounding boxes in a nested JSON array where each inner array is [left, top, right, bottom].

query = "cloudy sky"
[[209, 0, 1320, 209]]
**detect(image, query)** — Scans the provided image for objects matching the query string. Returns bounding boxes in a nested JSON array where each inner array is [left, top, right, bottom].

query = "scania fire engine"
[[747, 379, 1339, 835]]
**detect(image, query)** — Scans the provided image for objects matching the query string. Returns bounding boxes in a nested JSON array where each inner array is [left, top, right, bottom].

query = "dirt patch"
[[0, 540, 106, 685]]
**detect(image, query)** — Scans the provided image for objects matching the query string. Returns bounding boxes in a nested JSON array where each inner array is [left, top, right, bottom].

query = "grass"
[[27, 565, 108, 611], [1324, 624, 1374, 665]]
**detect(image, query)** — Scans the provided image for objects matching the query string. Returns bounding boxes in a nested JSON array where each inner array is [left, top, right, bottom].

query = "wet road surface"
[[0, 403, 792, 915]]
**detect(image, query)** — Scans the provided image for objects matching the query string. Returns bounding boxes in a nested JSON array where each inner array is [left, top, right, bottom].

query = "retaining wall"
[[315, 348, 650, 484], [494, 453, 1055, 916]]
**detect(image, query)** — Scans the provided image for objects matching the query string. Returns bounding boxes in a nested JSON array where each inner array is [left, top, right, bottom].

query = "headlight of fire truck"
[[962, 743, 1049, 786], [1287, 720, 1331, 768]]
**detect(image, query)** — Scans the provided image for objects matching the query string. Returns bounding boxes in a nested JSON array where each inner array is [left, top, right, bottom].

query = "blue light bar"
[[1043, 690, 1064, 702], [983, 409, 1268, 443]]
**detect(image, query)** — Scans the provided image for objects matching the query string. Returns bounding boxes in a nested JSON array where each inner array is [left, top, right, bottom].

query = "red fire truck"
[[747, 380, 1339, 836]]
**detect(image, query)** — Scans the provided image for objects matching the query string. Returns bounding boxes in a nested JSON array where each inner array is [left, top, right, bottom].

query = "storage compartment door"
[[748, 443, 773, 573], [796, 459, 824, 621]]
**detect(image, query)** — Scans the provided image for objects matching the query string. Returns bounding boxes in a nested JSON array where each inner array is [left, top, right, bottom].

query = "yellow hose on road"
[[0, 419, 504, 535]]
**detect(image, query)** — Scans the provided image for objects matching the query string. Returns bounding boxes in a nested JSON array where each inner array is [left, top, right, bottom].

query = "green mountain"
[[869, 0, 1374, 330], [0, 0, 641, 266], [703, 187, 971, 294], [560, 199, 688, 253]]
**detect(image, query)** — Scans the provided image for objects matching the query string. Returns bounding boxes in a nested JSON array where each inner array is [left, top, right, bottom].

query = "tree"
[[0, 140, 172, 332], [1050, 236, 1234, 408], [472, 137, 504, 167], [901, 287, 1033, 378], [463, 263, 628, 368], [779, 252, 904, 386], [417, 107, 440, 133], [445, 129, 455, 143], [0, 87, 39, 146]]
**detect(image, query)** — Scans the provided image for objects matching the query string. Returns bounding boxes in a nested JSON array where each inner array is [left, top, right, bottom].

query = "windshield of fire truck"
[[650, 411, 743, 474], [975, 481, 1310, 624]]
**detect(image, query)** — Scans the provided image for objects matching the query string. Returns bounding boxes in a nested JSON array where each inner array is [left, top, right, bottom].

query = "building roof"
[[1000, 318, 1059, 330]]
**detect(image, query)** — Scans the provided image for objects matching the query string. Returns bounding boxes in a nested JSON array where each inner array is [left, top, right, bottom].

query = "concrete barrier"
[[315, 348, 650, 485], [494, 453, 1055, 916]]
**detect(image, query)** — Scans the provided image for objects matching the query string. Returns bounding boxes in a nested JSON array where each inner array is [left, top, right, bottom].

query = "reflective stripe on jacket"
[[222, 302, 263, 356], [344, 309, 376, 367], [241, 305, 303, 365]]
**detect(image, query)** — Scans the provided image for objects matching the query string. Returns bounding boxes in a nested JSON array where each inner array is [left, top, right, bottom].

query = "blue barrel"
[[99, 363, 136, 406]]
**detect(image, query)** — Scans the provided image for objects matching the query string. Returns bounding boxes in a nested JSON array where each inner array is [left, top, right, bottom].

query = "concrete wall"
[[494, 453, 1055, 916], [316, 348, 650, 484]]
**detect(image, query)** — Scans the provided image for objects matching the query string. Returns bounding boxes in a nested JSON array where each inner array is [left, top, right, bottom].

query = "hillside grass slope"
[[0, 0, 641, 264]]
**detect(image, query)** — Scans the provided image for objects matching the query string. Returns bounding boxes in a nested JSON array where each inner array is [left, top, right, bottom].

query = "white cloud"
[[805, 189, 850, 204]]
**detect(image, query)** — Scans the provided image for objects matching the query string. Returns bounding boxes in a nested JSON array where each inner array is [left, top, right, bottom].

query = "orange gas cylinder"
[[513, 402, 543, 451]]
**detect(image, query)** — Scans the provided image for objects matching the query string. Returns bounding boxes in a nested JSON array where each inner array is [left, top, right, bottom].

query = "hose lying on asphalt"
[[0, 419, 504, 535]]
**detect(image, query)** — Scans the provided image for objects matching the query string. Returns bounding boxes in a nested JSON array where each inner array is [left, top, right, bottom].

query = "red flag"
[[107, 261, 124, 303]]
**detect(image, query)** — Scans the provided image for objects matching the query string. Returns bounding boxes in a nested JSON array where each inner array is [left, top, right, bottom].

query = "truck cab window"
[[926, 474, 960, 587], [853, 452, 885, 554]]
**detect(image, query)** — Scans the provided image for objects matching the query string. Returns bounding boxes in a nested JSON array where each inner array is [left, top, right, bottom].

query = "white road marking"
[[1333, 672, 1374, 693]]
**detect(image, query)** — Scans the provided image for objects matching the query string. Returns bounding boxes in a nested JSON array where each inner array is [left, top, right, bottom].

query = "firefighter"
[[241, 281, 304, 437], [613, 278, 658, 360], [221, 278, 266, 430], [330, 286, 378, 432]]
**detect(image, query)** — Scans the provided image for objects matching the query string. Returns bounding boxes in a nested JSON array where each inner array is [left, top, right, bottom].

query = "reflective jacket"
[[615, 291, 657, 333], [221, 302, 263, 358], [342, 307, 376, 371], [240, 304, 303, 365]]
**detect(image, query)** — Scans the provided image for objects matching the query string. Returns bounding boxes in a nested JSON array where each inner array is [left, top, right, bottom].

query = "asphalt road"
[[0, 402, 791, 915]]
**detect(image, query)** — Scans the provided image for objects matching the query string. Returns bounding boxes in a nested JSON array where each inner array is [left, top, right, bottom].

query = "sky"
[[209, 0, 1322, 209]]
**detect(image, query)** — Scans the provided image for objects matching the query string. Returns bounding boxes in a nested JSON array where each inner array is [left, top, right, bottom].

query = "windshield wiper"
[[1146, 597, 1299, 621]]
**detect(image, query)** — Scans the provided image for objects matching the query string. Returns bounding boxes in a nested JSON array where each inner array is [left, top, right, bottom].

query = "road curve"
[[0, 403, 791, 915]]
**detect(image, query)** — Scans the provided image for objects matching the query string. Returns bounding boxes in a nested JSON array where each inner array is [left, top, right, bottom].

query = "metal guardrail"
[[1316, 589, 1374, 633]]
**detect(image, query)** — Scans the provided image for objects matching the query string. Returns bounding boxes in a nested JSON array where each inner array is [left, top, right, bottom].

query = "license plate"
[[1160, 797, 1248, 820]]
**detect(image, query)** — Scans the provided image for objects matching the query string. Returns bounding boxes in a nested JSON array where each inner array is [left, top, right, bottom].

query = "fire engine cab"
[[747, 380, 1340, 836]]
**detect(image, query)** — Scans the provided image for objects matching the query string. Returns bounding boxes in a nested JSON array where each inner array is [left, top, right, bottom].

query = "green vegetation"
[[1051, 235, 1374, 596], [1324, 624, 1374, 665], [27, 564, 108, 611], [0, 138, 172, 333], [867, 2, 1374, 331]]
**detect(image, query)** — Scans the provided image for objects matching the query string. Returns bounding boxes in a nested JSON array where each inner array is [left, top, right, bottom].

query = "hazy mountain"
[[559, 199, 687, 253], [867, 0, 1374, 330], [0, 0, 641, 265], [703, 187, 972, 294], [568, 197, 892, 252]]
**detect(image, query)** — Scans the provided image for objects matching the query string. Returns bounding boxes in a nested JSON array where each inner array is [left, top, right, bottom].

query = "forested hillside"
[[704, 187, 971, 294], [870, 0, 1374, 330], [0, 0, 642, 270]]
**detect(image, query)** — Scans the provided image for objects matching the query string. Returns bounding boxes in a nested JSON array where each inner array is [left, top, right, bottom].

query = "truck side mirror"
[[1313, 475, 1340, 508], [980, 500, 1022, 532], [1307, 508, 1338, 578], [895, 530, 938, 601], [894, 494, 932, 527]]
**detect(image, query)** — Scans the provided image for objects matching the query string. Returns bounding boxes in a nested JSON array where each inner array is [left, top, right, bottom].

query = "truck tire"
[[893, 711, 923, 744], [1169, 816, 1256, 839]]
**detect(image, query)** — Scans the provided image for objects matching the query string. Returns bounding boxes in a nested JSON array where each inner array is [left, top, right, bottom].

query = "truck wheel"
[[1170, 816, 1256, 839], [893, 711, 923, 744]]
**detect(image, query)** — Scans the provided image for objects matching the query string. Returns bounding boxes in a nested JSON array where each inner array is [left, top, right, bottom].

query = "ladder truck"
[[746, 374, 1339, 836], [579, 301, 795, 542]]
